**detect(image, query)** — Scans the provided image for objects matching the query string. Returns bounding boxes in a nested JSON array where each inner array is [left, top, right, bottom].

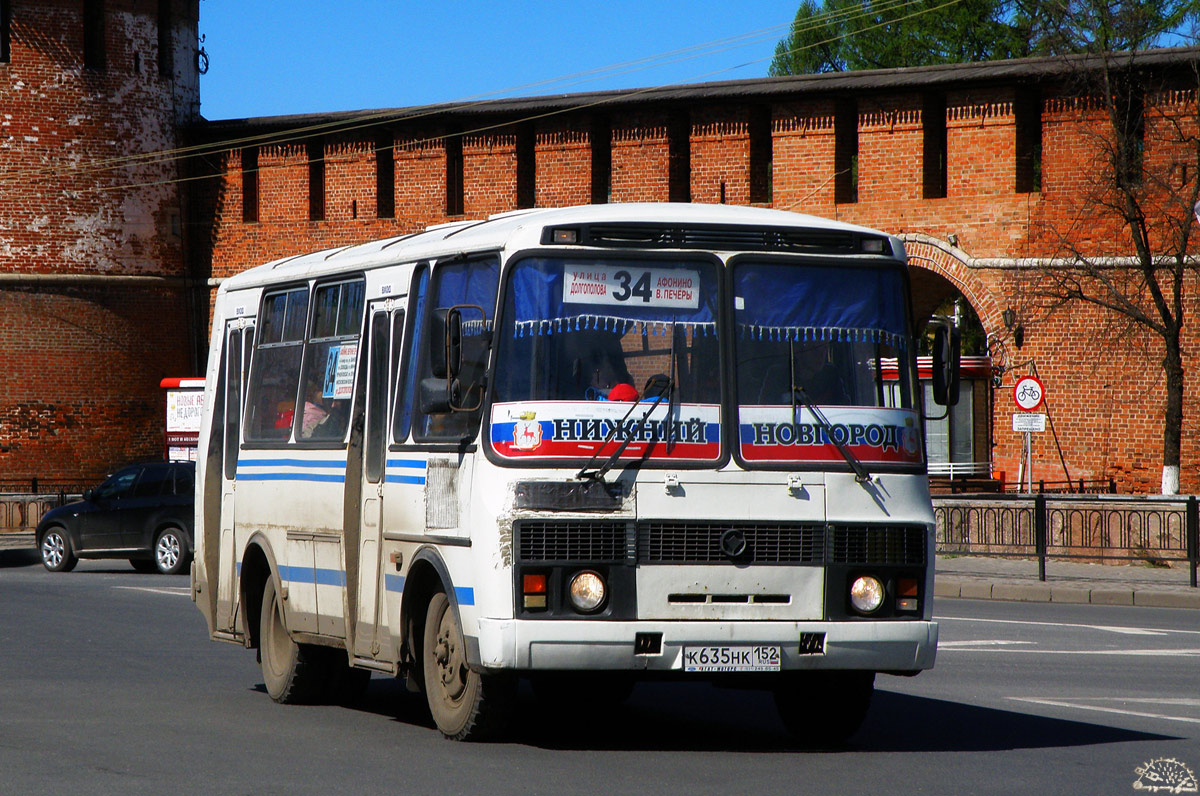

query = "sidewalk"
[[935, 554, 1200, 609]]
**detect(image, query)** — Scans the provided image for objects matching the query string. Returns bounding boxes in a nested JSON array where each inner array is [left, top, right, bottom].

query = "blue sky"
[[197, 1, 799, 120]]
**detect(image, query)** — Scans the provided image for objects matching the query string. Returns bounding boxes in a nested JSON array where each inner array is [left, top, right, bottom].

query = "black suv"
[[36, 461, 195, 575]]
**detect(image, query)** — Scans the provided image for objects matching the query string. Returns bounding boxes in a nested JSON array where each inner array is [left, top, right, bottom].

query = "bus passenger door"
[[354, 303, 402, 660], [217, 321, 252, 634]]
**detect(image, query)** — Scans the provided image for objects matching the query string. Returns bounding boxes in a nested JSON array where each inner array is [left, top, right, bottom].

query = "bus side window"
[[414, 258, 499, 442], [393, 265, 428, 444], [364, 309, 400, 483], [296, 279, 366, 443], [245, 287, 309, 442], [223, 327, 244, 479]]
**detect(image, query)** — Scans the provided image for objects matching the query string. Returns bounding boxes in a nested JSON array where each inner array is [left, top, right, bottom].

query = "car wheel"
[[153, 528, 190, 575], [422, 590, 514, 740], [259, 577, 327, 704], [130, 558, 157, 574], [39, 527, 78, 573]]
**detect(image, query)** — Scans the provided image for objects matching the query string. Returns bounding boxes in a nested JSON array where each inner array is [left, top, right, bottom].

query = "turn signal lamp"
[[896, 577, 919, 613], [552, 228, 579, 244], [523, 573, 548, 610]]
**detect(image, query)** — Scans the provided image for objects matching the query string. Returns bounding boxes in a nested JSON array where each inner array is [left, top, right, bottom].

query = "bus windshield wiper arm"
[[791, 383, 872, 483], [788, 343, 871, 483], [577, 375, 672, 482], [665, 326, 678, 454]]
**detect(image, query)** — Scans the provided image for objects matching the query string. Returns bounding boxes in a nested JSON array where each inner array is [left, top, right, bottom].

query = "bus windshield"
[[732, 259, 924, 467], [490, 256, 722, 463]]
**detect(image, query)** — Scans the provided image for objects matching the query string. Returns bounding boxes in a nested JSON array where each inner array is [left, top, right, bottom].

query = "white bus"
[[193, 203, 955, 742]]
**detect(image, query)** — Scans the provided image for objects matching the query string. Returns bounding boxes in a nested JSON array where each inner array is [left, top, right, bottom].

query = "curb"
[[935, 578, 1200, 610]]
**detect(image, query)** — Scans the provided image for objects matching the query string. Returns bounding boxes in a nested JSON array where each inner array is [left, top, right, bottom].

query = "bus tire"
[[422, 591, 513, 741], [260, 577, 327, 704], [773, 670, 874, 746], [39, 527, 78, 572]]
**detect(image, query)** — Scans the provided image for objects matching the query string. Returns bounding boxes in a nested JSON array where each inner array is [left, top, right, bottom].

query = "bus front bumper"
[[472, 618, 938, 673]]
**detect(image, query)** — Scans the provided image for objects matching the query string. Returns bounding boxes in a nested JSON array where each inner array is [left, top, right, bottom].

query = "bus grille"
[[829, 524, 927, 565], [639, 522, 824, 564], [515, 521, 926, 566], [516, 520, 632, 563]]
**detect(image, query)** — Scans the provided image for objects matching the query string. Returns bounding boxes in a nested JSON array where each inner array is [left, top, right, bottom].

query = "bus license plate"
[[683, 645, 781, 672]]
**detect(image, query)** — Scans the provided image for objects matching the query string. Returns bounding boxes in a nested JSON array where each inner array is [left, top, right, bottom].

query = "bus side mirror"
[[424, 304, 489, 413], [930, 319, 961, 407], [428, 308, 462, 380], [419, 377, 460, 414]]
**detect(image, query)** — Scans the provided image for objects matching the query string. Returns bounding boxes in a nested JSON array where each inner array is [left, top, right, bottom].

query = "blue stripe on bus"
[[279, 565, 346, 587], [238, 458, 348, 469], [386, 459, 427, 469], [385, 474, 425, 485], [238, 472, 347, 483], [247, 568, 469, 606], [385, 458, 427, 485], [237, 458, 348, 484]]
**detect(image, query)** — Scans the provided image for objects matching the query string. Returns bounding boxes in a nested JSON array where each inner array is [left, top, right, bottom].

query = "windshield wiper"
[[788, 341, 872, 484], [665, 324, 678, 454], [577, 374, 672, 482]]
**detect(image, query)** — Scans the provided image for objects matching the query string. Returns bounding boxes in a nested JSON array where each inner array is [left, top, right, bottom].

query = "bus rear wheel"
[[422, 591, 513, 740], [259, 577, 327, 704], [773, 670, 875, 746]]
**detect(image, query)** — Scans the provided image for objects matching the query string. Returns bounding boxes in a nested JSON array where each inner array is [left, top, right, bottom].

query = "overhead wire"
[[0, 0, 938, 188], [0, 0, 962, 195]]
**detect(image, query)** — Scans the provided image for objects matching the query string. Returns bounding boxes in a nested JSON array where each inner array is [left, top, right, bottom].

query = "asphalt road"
[[1, 552, 1197, 796]]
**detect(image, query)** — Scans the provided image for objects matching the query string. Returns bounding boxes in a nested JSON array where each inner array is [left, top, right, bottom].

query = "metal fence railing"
[[0, 491, 84, 536], [934, 493, 1200, 587]]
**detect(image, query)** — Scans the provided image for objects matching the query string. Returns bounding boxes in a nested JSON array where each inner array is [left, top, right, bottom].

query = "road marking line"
[[1009, 696, 1200, 725], [114, 586, 191, 596], [938, 615, 1196, 636], [939, 646, 1200, 656], [938, 640, 1034, 648]]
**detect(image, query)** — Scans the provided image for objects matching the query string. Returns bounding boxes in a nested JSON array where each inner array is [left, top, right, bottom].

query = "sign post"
[[1012, 376, 1046, 493]]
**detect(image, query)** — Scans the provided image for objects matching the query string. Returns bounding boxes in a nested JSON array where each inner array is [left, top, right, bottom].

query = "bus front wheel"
[[259, 577, 327, 704], [773, 670, 875, 746], [422, 591, 513, 740]]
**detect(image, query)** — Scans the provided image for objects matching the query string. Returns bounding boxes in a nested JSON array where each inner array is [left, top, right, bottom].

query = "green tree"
[[768, 0, 1196, 75], [769, 0, 1034, 75]]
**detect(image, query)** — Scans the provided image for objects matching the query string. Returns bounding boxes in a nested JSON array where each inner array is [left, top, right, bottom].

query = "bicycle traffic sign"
[[1012, 376, 1045, 411]]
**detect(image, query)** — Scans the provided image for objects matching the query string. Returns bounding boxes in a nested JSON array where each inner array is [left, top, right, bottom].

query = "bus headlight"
[[849, 575, 885, 614], [568, 571, 606, 613]]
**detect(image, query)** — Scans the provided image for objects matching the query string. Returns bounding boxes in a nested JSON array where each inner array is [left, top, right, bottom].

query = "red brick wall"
[[690, 107, 750, 204], [611, 112, 671, 202], [534, 123, 591, 208], [0, 0, 201, 481]]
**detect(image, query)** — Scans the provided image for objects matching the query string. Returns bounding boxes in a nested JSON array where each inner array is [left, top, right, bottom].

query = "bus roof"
[[217, 203, 905, 292]]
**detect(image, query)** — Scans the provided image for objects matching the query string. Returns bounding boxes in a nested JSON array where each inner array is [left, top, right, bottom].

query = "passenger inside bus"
[[300, 381, 329, 438], [584, 349, 637, 401]]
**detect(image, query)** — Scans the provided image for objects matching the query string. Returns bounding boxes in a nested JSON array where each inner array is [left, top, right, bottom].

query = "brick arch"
[[901, 234, 1006, 335]]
